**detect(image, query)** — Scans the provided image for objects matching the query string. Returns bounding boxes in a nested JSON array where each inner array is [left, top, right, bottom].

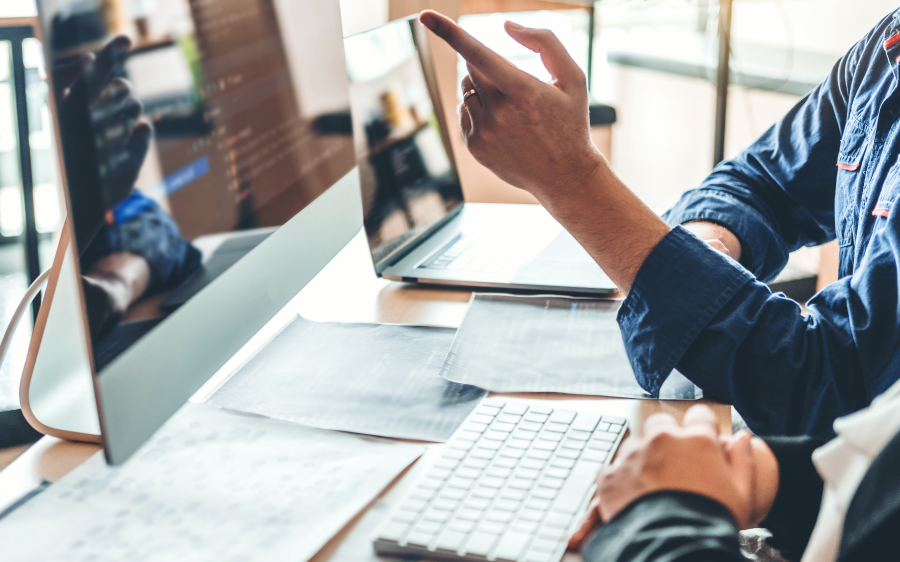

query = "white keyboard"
[[374, 400, 628, 562]]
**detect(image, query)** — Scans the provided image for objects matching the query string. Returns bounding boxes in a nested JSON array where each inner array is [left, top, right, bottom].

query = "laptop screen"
[[345, 18, 465, 271]]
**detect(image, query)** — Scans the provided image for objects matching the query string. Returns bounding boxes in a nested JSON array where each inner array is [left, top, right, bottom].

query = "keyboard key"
[[463, 457, 490, 469], [491, 421, 516, 433], [571, 412, 602, 432], [448, 476, 475, 490], [481, 520, 507, 534], [497, 413, 523, 424], [545, 467, 570, 479], [519, 509, 546, 522], [529, 405, 553, 415], [470, 448, 496, 460], [549, 457, 576, 469], [538, 432, 562, 442], [561, 439, 586, 451], [448, 440, 474, 452], [501, 488, 527, 501], [581, 449, 608, 463], [379, 521, 410, 543], [448, 519, 476, 533], [516, 468, 541, 480], [587, 441, 613, 453], [424, 509, 450, 522], [537, 526, 567, 541], [487, 466, 512, 479], [486, 510, 512, 523], [499, 448, 525, 459], [540, 476, 565, 489], [520, 458, 546, 470], [457, 467, 481, 479], [523, 549, 555, 562], [602, 415, 627, 425], [532, 487, 558, 501], [544, 512, 572, 529], [432, 497, 459, 511], [476, 405, 501, 417], [413, 520, 442, 534], [504, 403, 529, 415], [478, 439, 502, 450], [464, 422, 489, 434], [441, 488, 466, 501], [519, 421, 543, 432], [549, 410, 576, 424], [530, 537, 560, 553], [480, 475, 506, 488], [514, 429, 539, 441], [472, 486, 498, 499], [483, 430, 509, 442], [464, 532, 500, 557], [404, 530, 434, 548], [492, 530, 532, 562], [471, 414, 494, 425], [457, 508, 484, 521], [595, 422, 612, 432], [524, 413, 549, 424], [466, 497, 491, 510], [494, 499, 520, 512], [482, 399, 506, 408], [527, 449, 552, 460], [556, 448, 580, 460], [494, 455, 519, 467], [544, 422, 569, 434], [442, 449, 466, 461], [506, 438, 531, 449], [533, 440, 557, 451], [435, 529, 468, 553], [456, 430, 482, 442], [567, 429, 592, 441], [508, 478, 534, 490], [512, 520, 539, 533], [525, 498, 553, 511], [593, 431, 619, 442], [552, 460, 602, 515]]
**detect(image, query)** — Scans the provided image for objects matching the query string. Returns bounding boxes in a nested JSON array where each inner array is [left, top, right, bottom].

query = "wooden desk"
[[0, 230, 729, 560]]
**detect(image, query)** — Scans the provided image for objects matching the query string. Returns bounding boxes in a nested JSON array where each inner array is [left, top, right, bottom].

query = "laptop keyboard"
[[373, 400, 628, 562], [417, 234, 533, 274]]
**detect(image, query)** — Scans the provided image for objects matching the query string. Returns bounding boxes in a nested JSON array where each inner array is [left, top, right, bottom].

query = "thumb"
[[504, 21, 584, 91], [724, 431, 756, 528]]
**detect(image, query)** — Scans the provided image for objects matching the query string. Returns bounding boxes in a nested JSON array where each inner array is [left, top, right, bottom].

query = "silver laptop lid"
[[345, 17, 465, 274]]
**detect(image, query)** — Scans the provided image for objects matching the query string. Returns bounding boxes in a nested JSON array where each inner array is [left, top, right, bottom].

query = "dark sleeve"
[[759, 436, 827, 561], [581, 491, 744, 562]]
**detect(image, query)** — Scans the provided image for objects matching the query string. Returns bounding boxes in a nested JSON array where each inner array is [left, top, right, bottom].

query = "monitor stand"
[[20, 220, 101, 443]]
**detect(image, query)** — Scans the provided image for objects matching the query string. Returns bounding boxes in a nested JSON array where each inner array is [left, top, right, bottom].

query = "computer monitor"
[[27, 0, 362, 464]]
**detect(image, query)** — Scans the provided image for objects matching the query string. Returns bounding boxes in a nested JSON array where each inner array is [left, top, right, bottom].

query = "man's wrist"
[[682, 220, 743, 262]]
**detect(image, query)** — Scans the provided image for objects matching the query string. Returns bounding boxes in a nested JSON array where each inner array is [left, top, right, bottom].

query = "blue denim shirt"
[[619, 9, 900, 438]]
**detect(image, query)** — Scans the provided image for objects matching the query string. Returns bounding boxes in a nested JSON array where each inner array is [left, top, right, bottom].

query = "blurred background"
[[0, 0, 896, 411]]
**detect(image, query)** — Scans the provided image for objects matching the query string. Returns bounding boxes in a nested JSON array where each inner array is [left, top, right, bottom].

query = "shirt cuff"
[[664, 189, 789, 282], [618, 226, 754, 396]]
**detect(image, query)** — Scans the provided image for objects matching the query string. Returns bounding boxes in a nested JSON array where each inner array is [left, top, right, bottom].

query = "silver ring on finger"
[[463, 89, 479, 104]]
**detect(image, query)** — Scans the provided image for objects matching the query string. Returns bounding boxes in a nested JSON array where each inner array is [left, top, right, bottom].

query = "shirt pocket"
[[836, 119, 869, 249]]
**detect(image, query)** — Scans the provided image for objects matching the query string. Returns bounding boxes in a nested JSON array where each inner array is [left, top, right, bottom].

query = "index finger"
[[419, 10, 524, 93], [681, 404, 720, 437]]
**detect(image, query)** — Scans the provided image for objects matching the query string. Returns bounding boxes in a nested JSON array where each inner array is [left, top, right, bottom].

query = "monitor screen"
[[40, 0, 356, 369], [345, 18, 464, 271]]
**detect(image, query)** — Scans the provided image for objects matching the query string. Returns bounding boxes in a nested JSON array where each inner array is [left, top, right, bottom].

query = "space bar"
[[551, 460, 602, 515]]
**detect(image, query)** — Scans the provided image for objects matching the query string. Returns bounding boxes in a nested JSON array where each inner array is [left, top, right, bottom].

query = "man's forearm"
[[538, 160, 671, 293]]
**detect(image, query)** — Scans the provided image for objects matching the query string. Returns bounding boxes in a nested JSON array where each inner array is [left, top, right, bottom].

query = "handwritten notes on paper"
[[0, 403, 422, 562]]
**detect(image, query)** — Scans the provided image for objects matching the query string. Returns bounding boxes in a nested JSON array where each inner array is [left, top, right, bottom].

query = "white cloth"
[[800, 378, 900, 562]]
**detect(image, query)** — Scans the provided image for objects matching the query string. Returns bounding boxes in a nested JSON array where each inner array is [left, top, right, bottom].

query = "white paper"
[[441, 294, 701, 400], [0, 403, 423, 562]]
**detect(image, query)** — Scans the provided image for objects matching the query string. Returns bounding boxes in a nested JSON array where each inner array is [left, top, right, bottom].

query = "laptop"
[[344, 18, 616, 295]]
